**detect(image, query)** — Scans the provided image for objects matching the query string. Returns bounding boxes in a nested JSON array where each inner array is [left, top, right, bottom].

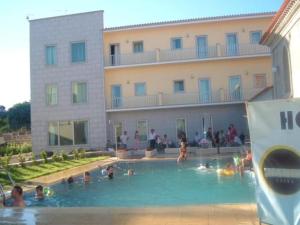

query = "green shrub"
[[20, 143, 32, 153], [61, 151, 68, 161], [79, 149, 86, 159], [52, 151, 62, 162], [40, 150, 48, 163], [18, 152, 26, 167], [31, 152, 38, 165], [0, 143, 32, 156], [0, 152, 13, 170], [73, 149, 80, 160]]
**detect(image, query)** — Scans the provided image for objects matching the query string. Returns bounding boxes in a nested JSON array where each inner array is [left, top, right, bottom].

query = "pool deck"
[[0, 204, 260, 225]]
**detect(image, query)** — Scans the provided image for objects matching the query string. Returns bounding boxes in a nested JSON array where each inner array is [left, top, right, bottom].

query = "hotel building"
[[30, 11, 274, 152]]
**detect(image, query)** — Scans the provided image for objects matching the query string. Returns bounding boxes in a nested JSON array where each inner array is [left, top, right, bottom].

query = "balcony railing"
[[104, 43, 270, 67], [106, 88, 263, 110]]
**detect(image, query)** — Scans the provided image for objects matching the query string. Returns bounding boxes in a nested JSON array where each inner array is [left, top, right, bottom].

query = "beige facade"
[[102, 13, 274, 147]]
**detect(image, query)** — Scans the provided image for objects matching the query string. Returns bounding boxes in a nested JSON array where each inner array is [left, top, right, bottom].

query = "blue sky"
[[0, 0, 283, 109]]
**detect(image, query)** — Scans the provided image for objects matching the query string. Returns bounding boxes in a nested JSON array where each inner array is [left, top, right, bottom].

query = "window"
[[135, 83, 146, 96], [226, 33, 238, 56], [59, 121, 73, 146], [49, 120, 88, 146], [45, 46, 57, 65], [229, 76, 242, 100], [137, 120, 148, 142], [196, 36, 208, 58], [74, 121, 88, 145], [254, 74, 267, 89], [133, 41, 143, 53], [176, 119, 187, 139], [171, 38, 182, 50], [199, 79, 211, 103], [111, 85, 122, 108], [71, 42, 86, 62], [250, 31, 262, 44], [174, 80, 184, 93], [72, 82, 87, 104], [115, 122, 123, 144], [46, 84, 58, 105], [48, 122, 58, 146]]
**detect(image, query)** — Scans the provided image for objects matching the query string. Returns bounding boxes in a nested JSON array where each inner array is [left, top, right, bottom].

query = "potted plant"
[[145, 146, 157, 158], [116, 147, 128, 159]]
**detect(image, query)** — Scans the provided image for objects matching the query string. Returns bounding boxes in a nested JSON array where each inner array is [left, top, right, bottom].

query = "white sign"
[[247, 99, 300, 225]]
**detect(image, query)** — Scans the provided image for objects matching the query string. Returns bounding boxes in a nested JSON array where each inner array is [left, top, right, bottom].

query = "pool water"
[[24, 158, 256, 207]]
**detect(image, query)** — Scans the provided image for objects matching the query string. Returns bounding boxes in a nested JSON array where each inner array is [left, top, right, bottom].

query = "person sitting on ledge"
[[11, 185, 25, 207]]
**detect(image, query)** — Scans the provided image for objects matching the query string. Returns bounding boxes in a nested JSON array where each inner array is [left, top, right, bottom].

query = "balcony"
[[106, 88, 263, 111], [104, 43, 270, 68]]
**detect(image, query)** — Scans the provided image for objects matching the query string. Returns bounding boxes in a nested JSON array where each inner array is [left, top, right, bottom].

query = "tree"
[[7, 102, 30, 130], [0, 105, 8, 133], [0, 105, 6, 119]]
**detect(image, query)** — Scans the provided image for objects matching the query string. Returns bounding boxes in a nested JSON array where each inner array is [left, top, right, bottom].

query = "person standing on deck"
[[148, 129, 157, 149]]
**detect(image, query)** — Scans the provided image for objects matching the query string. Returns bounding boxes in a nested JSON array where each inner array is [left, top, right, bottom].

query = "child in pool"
[[177, 141, 187, 163], [84, 171, 91, 183], [127, 169, 134, 176], [35, 185, 45, 200], [107, 166, 114, 179]]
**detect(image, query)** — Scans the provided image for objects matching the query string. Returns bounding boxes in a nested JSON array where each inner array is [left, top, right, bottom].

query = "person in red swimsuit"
[[177, 141, 187, 163]]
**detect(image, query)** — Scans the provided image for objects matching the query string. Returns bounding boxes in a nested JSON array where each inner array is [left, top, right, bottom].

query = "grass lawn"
[[0, 156, 109, 187]]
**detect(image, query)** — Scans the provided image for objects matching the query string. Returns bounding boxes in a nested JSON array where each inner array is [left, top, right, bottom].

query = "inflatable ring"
[[217, 169, 235, 176]]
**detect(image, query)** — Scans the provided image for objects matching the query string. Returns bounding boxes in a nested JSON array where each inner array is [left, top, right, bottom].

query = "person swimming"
[[35, 185, 45, 200], [198, 162, 213, 170], [84, 171, 91, 183], [107, 166, 114, 179], [177, 141, 187, 163], [67, 176, 74, 184], [127, 169, 134, 176]]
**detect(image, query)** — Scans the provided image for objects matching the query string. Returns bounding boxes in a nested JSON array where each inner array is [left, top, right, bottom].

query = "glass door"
[[196, 36, 208, 58], [110, 44, 120, 66], [229, 76, 242, 101], [226, 33, 238, 56], [199, 79, 211, 103], [111, 85, 122, 108]]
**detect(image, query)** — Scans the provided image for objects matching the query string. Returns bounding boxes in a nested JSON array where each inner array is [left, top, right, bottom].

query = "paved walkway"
[[0, 204, 259, 225]]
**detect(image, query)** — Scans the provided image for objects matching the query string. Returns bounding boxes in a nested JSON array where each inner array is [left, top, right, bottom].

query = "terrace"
[[104, 43, 271, 68], [106, 88, 264, 111]]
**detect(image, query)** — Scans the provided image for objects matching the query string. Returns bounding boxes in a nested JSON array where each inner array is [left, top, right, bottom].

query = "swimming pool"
[[24, 158, 256, 207]]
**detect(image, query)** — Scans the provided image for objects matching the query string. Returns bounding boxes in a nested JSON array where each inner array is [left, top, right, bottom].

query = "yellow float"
[[217, 168, 235, 176]]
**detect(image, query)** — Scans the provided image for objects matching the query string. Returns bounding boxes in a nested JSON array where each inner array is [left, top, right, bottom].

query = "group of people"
[[118, 128, 173, 152], [199, 149, 253, 177], [193, 124, 246, 148], [0, 164, 137, 208]]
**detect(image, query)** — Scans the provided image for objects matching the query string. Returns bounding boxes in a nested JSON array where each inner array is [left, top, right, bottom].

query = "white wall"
[[270, 5, 300, 99], [30, 11, 107, 152]]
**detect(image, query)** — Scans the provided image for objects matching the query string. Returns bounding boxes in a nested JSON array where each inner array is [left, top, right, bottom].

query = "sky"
[[0, 0, 283, 109]]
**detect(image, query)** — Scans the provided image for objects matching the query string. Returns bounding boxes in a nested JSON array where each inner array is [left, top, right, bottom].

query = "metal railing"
[[104, 43, 270, 67], [106, 88, 264, 110]]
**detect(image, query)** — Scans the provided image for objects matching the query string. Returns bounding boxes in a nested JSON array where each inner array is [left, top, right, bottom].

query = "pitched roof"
[[104, 12, 275, 32], [261, 0, 297, 44]]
